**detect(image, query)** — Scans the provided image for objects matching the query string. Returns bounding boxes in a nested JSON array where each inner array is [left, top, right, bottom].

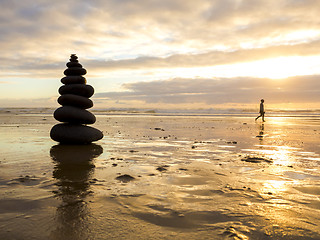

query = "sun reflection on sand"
[[243, 121, 302, 167], [268, 117, 298, 126], [272, 147, 297, 166], [242, 146, 297, 167], [261, 180, 289, 195]]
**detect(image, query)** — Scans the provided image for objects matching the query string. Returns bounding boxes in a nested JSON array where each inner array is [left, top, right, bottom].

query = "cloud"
[[94, 75, 320, 106], [1, 0, 320, 107], [83, 40, 320, 72], [1, 38, 320, 80], [0, 97, 58, 108], [1, 0, 320, 61]]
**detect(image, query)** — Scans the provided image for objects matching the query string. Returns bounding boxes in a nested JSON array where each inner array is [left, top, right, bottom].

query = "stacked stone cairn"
[[50, 54, 103, 144]]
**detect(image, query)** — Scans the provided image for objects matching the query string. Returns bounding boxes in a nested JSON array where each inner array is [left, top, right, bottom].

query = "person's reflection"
[[257, 123, 265, 144], [49, 144, 103, 240]]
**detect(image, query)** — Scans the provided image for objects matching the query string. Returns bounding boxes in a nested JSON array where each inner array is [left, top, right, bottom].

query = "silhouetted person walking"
[[255, 99, 265, 122]]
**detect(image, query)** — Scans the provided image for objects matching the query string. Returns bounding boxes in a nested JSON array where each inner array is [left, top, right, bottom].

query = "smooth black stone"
[[61, 76, 86, 84], [58, 94, 93, 109], [50, 123, 103, 144], [70, 54, 78, 60], [66, 62, 82, 68], [64, 67, 87, 76], [54, 106, 96, 124], [59, 84, 94, 98]]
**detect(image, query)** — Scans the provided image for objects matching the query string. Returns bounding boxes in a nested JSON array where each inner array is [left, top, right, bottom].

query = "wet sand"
[[0, 113, 320, 239]]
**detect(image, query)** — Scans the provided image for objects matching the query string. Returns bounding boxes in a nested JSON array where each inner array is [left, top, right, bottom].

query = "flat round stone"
[[58, 94, 93, 109], [66, 62, 82, 68], [59, 84, 94, 98], [54, 106, 96, 124], [64, 67, 87, 76], [50, 123, 103, 144], [61, 76, 86, 84]]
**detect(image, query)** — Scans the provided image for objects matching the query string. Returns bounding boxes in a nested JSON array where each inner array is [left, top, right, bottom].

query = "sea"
[[1, 107, 320, 118]]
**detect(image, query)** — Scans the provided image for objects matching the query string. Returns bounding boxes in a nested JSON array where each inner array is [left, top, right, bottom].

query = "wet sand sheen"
[[0, 113, 320, 239]]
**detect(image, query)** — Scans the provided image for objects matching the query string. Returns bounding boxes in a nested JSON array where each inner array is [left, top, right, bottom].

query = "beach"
[[0, 110, 320, 239]]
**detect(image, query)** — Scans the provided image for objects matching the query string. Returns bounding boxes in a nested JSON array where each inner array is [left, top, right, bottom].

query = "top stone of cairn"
[[64, 54, 87, 76]]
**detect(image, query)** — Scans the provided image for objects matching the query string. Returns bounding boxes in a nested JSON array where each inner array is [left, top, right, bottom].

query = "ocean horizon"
[[1, 107, 320, 118]]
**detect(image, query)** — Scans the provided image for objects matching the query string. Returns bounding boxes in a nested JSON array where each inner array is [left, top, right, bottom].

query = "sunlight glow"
[[262, 180, 288, 194], [271, 147, 295, 166], [259, 30, 320, 47], [236, 56, 320, 79], [126, 55, 320, 80], [284, 30, 320, 42]]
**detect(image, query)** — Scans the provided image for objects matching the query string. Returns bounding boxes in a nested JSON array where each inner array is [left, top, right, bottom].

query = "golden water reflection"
[[250, 122, 306, 236], [249, 122, 299, 167], [243, 145, 297, 168], [261, 180, 289, 195]]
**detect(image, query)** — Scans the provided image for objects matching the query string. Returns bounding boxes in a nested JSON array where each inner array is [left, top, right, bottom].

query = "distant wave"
[[1, 107, 319, 118]]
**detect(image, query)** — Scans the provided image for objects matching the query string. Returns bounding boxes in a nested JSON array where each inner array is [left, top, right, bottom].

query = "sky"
[[1, 0, 320, 110]]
